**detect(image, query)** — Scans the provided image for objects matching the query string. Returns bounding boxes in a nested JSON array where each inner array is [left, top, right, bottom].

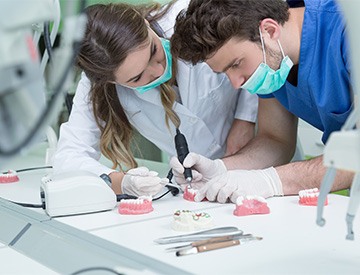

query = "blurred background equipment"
[[317, 0, 360, 240], [0, 0, 86, 168]]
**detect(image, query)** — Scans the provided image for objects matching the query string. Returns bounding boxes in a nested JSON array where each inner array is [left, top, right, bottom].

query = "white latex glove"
[[169, 152, 227, 190], [195, 167, 283, 203], [121, 167, 166, 197]]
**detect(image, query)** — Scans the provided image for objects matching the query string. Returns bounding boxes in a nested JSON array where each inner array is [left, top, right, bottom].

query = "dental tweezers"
[[154, 226, 243, 244], [166, 233, 253, 252]]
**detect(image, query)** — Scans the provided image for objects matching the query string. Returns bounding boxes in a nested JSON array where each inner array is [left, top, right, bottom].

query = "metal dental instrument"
[[175, 236, 263, 257], [154, 226, 242, 244], [165, 233, 253, 252], [345, 174, 360, 240], [175, 128, 193, 186], [316, 167, 337, 227]]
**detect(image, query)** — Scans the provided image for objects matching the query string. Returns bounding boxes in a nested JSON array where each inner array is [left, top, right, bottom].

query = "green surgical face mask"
[[122, 38, 172, 94], [241, 29, 293, 95]]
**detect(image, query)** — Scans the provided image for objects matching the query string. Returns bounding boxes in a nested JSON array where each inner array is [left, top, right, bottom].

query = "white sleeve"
[[156, 0, 190, 38], [53, 73, 115, 176], [234, 89, 258, 123]]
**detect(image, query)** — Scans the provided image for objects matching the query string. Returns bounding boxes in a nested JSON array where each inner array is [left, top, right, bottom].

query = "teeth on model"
[[234, 195, 270, 216], [298, 188, 327, 206], [0, 170, 20, 183], [118, 196, 153, 215], [236, 195, 266, 205]]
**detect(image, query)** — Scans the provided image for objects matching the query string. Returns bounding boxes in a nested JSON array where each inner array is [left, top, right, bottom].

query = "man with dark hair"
[[169, 0, 353, 203]]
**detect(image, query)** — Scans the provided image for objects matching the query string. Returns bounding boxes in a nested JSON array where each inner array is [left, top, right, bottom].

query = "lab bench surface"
[[87, 194, 360, 275], [1, 144, 360, 274], [0, 241, 58, 275]]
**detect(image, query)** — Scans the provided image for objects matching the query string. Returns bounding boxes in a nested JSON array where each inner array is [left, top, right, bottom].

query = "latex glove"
[[121, 167, 166, 197], [169, 152, 227, 190], [195, 167, 283, 203]]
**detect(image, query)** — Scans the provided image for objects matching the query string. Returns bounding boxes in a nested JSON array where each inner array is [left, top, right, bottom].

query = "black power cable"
[[43, 21, 53, 61]]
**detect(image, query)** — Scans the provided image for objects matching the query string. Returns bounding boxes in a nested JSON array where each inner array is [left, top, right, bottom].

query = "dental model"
[[298, 188, 328, 206], [172, 210, 213, 232], [183, 186, 206, 202], [0, 170, 19, 183], [233, 196, 270, 216], [118, 196, 153, 215], [183, 186, 197, 201]]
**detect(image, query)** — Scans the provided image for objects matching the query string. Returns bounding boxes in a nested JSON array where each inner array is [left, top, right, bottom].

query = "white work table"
[[0, 241, 58, 274], [69, 194, 360, 275], [1, 144, 360, 274]]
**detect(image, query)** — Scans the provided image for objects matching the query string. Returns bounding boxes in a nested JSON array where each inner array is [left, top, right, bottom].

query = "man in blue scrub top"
[[169, 0, 354, 203]]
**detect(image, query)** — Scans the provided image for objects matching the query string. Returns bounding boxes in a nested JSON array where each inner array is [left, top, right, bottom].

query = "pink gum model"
[[183, 186, 207, 202], [118, 196, 153, 215], [0, 170, 19, 184], [233, 196, 270, 216], [298, 188, 328, 206]]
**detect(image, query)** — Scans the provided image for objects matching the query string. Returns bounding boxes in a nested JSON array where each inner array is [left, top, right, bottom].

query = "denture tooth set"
[[234, 196, 270, 216], [118, 196, 153, 215], [298, 188, 328, 206], [172, 210, 213, 232], [0, 170, 19, 183]]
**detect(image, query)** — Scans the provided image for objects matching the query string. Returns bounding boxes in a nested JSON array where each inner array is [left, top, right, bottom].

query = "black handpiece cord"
[[174, 128, 193, 183], [165, 169, 179, 196]]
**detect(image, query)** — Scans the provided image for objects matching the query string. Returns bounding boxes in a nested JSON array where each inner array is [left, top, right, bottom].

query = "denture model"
[[183, 186, 207, 202], [233, 196, 270, 216], [298, 188, 328, 206], [183, 186, 197, 201], [118, 196, 153, 215], [172, 209, 213, 232], [0, 170, 19, 183]]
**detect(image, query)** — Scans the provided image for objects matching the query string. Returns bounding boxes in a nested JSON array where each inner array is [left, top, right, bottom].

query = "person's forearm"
[[277, 155, 354, 195], [222, 134, 295, 170], [109, 171, 125, 194], [225, 119, 255, 156]]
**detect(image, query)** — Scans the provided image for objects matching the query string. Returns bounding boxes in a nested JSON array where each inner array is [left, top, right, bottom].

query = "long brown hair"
[[77, 2, 180, 171]]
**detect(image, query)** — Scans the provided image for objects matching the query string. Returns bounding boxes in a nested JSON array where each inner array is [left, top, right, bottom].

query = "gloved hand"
[[169, 152, 227, 191], [195, 167, 283, 203], [121, 167, 167, 197]]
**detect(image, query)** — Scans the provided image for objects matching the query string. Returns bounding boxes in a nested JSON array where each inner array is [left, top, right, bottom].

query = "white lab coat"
[[53, 0, 258, 176]]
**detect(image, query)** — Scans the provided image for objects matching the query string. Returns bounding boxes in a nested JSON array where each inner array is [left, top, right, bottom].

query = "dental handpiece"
[[175, 128, 193, 184]]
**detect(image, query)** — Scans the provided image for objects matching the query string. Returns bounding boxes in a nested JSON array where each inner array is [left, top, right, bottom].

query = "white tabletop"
[[0, 241, 58, 275], [1, 143, 360, 274], [87, 194, 360, 275]]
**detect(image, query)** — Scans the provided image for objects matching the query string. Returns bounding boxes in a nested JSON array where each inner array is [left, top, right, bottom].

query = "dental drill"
[[175, 128, 193, 185]]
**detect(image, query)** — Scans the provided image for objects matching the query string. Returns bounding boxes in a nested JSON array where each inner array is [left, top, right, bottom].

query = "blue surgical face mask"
[[241, 29, 293, 95], [122, 38, 172, 94]]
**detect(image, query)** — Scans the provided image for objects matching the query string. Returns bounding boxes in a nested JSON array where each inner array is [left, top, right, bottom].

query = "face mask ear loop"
[[161, 38, 169, 70], [259, 27, 267, 64], [277, 39, 286, 59]]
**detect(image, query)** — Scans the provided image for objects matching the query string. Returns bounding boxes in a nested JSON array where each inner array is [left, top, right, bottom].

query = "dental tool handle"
[[197, 240, 240, 253], [317, 167, 336, 227], [346, 173, 360, 240], [175, 128, 193, 183], [191, 236, 235, 247]]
